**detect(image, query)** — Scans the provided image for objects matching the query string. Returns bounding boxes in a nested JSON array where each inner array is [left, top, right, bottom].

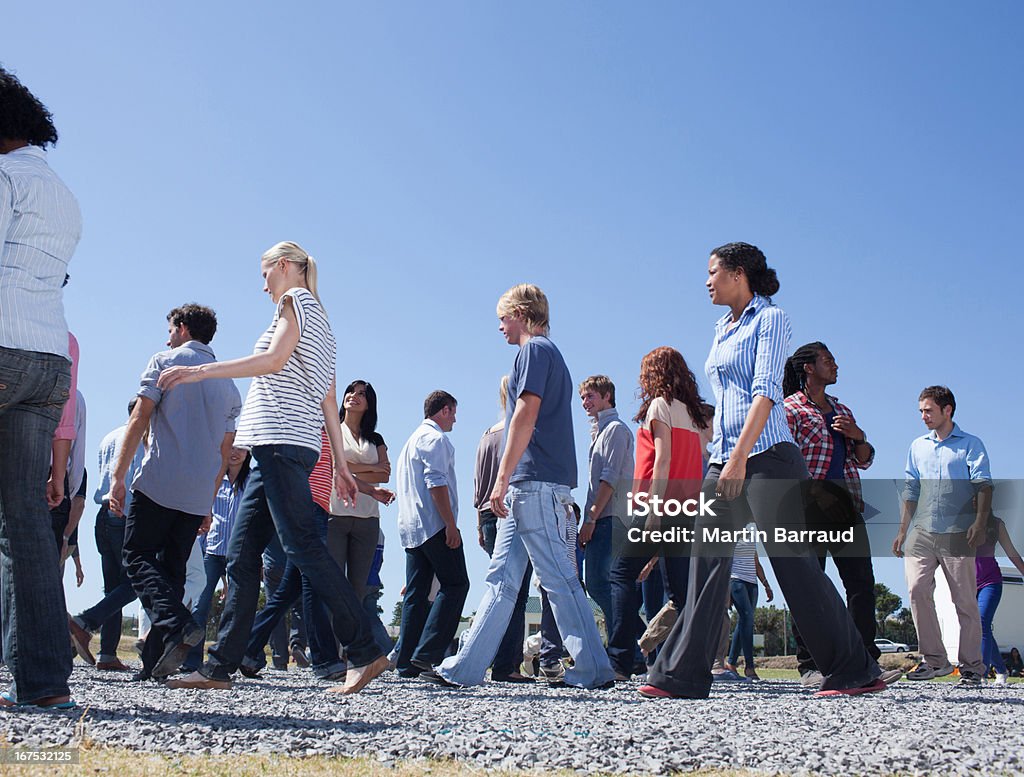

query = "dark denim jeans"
[[94, 509, 129, 661], [582, 516, 614, 625], [0, 346, 73, 702], [397, 528, 470, 669], [363, 587, 394, 655], [124, 490, 203, 676], [242, 505, 344, 677], [728, 579, 758, 668], [183, 552, 228, 671], [480, 510, 531, 676], [202, 444, 381, 681], [262, 533, 306, 665], [607, 516, 690, 676]]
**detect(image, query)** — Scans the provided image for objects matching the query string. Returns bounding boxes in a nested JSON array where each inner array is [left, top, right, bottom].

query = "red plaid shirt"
[[784, 391, 873, 512]]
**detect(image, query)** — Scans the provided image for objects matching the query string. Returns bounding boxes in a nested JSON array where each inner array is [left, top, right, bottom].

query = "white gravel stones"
[[0, 665, 1020, 775]]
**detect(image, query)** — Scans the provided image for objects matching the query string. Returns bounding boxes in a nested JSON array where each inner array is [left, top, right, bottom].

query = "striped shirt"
[[730, 537, 758, 584], [705, 294, 794, 464], [235, 287, 336, 453], [0, 146, 81, 358], [206, 475, 243, 556], [309, 427, 333, 513]]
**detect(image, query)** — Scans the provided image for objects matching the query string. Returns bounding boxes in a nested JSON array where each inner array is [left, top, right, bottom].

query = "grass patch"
[[0, 747, 763, 777]]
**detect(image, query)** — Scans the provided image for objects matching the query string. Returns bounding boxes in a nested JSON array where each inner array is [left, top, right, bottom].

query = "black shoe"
[[239, 665, 262, 679], [152, 624, 205, 679], [420, 670, 459, 688], [491, 673, 535, 684], [131, 670, 152, 682], [410, 658, 435, 674], [397, 667, 423, 678], [290, 646, 310, 668]]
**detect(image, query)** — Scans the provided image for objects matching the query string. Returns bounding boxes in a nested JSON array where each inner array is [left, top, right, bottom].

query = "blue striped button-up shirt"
[[705, 294, 794, 464], [0, 146, 82, 358], [206, 476, 243, 556]]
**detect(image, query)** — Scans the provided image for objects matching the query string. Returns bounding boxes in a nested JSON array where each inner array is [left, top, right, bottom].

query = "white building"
[[936, 565, 1024, 659]]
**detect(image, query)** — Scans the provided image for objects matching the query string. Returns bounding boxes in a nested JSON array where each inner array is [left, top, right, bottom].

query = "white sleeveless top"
[[330, 423, 385, 518]]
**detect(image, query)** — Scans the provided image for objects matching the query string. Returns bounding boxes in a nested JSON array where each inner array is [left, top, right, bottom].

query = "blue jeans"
[[183, 553, 228, 671], [0, 346, 73, 702], [262, 534, 306, 666], [608, 549, 689, 675], [363, 588, 394, 655], [202, 444, 381, 681], [438, 481, 614, 688], [480, 510, 531, 676], [397, 528, 470, 669], [582, 516, 614, 625], [728, 579, 758, 668], [978, 583, 1007, 674], [241, 505, 344, 678], [94, 509, 129, 662]]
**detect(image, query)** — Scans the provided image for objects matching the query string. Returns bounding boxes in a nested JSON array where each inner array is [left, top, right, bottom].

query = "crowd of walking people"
[[2, 65, 1019, 711]]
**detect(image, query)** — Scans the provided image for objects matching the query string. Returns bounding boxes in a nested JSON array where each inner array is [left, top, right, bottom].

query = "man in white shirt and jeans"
[[394, 391, 469, 675]]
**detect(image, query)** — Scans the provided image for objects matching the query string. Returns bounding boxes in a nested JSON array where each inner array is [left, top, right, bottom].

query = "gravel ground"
[[1, 665, 1021, 775]]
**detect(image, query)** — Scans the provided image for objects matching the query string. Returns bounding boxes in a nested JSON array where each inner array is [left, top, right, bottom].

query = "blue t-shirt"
[[823, 411, 847, 481], [506, 336, 577, 487]]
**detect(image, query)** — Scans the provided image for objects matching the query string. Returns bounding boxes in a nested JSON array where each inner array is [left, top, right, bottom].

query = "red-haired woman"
[[606, 346, 708, 680]]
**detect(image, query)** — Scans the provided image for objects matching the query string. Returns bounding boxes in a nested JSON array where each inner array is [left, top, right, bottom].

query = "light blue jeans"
[[437, 481, 614, 688]]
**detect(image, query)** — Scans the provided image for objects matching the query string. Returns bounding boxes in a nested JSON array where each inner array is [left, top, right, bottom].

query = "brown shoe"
[[165, 671, 232, 690], [329, 656, 389, 696], [96, 658, 131, 672], [68, 618, 96, 665]]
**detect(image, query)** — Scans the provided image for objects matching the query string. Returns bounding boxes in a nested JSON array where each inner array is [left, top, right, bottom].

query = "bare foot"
[[329, 656, 389, 695]]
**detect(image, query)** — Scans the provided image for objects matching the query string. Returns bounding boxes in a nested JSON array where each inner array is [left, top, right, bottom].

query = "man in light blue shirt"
[[894, 385, 991, 685], [394, 391, 469, 676], [71, 305, 240, 681], [0, 68, 81, 708]]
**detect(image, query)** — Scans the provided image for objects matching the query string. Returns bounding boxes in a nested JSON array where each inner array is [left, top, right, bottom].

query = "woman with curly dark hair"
[[606, 346, 708, 680], [639, 242, 885, 700]]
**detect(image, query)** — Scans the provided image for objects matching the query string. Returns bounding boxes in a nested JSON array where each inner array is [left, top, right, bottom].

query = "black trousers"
[[791, 494, 881, 672], [123, 490, 202, 675], [647, 443, 879, 698]]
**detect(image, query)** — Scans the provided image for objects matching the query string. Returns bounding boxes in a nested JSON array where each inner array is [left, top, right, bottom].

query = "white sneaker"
[[994, 673, 1008, 686]]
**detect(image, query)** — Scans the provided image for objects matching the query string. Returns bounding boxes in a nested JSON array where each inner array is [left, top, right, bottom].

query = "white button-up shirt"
[[0, 146, 81, 358]]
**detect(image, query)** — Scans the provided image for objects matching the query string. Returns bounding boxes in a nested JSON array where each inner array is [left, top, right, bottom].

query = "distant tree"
[[874, 583, 902, 637], [390, 599, 404, 627], [888, 607, 918, 647], [754, 606, 789, 656]]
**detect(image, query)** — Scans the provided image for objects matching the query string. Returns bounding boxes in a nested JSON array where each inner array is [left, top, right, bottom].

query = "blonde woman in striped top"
[[158, 241, 388, 695]]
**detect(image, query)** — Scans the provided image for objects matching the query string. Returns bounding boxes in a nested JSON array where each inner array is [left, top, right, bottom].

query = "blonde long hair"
[[262, 241, 321, 303]]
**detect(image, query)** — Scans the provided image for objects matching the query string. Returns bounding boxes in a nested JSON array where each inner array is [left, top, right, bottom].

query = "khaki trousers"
[[904, 528, 983, 675]]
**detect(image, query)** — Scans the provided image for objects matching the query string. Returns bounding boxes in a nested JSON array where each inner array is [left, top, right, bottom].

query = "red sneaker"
[[814, 678, 887, 698], [638, 684, 677, 699]]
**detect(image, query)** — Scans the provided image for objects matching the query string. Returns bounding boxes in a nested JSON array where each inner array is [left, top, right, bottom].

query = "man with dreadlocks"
[[782, 342, 900, 687]]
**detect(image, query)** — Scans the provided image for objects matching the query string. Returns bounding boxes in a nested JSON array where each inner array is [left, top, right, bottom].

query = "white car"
[[875, 638, 909, 653]]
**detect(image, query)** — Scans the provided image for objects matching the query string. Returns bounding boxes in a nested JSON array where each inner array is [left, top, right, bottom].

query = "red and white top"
[[308, 428, 333, 514], [633, 397, 704, 506]]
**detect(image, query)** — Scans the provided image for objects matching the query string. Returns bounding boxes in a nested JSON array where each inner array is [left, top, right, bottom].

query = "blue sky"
[[5, 2, 1022, 619]]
